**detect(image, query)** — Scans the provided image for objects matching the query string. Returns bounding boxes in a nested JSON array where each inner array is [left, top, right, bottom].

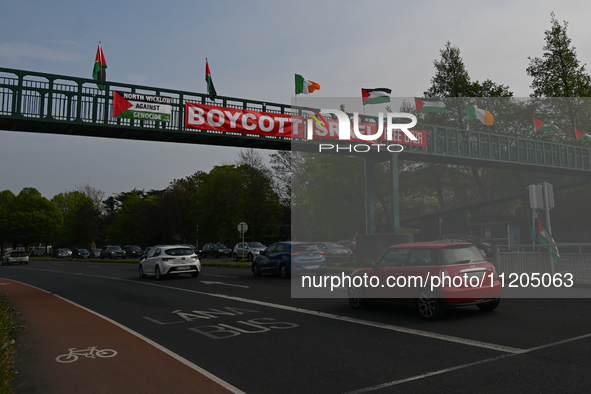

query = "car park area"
[[2, 259, 591, 393]]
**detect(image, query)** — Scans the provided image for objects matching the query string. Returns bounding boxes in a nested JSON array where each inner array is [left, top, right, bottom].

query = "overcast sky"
[[1, 0, 591, 199]]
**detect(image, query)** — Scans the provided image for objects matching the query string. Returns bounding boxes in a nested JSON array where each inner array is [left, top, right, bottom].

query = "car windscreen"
[[291, 244, 319, 252], [164, 248, 194, 256], [247, 242, 264, 248], [440, 245, 485, 265], [11, 251, 27, 257]]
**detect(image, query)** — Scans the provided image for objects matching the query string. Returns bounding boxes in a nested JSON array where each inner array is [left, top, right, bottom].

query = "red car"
[[347, 242, 501, 320]]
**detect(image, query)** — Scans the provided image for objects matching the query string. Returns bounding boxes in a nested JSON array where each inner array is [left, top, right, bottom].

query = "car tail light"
[[161, 257, 173, 262], [289, 252, 302, 257], [318, 251, 325, 255]]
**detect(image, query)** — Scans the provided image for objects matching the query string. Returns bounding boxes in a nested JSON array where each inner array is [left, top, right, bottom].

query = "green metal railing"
[[1, 67, 591, 173], [0, 66, 295, 145]]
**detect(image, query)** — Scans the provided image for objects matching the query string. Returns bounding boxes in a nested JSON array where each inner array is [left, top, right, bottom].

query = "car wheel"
[[233, 253, 239, 262], [252, 262, 261, 277], [416, 289, 445, 320], [214, 252, 219, 259], [347, 284, 369, 310], [139, 264, 146, 278], [279, 263, 289, 279], [191, 271, 199, 278], [155, 265, 163, 280], [477, 298, 500, 312]]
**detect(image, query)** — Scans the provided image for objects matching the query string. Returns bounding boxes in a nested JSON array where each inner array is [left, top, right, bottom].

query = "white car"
[[2, 250, 29, 265], [233, 241, 266, 262], [139, 245, 200, 280]]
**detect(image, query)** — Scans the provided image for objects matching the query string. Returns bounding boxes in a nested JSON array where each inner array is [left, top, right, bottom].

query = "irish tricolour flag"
[[415, 98, 446, 114], [533, 118, 559, 132], [361, 88, 391, 105], [466, 105, 494, 126], [575, 127, 591, 141], [295, 74, 320, 95], [537, 216, 560, 263]]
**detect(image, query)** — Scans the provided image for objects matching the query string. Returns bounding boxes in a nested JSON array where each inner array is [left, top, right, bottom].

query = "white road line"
[[342, 332, 591, 393], [10, 267, 577, 355], [4, 279, 245, 394], [342, 353, 515, 393], [200, 280, 250, 288], [167, 289, 524, 354]]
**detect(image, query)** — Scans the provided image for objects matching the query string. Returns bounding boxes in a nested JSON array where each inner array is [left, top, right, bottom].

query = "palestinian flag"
[[415, 98, 446, 114], [537, 216, 560, 263], [295, 74, 320, 95], [205, 59, 217, 97], [534, 118, 559, 132], [92, 42, 107, 89], [466, 105, 494, 125], [361, 88, 391, 105], [575, 127, 591, 142]]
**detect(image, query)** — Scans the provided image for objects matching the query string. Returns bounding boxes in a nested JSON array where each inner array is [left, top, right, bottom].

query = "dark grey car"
[[100, 245, 126, 259]]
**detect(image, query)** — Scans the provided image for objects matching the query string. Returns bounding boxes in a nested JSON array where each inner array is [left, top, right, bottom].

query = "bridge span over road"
[[1, 66, 590, 234]]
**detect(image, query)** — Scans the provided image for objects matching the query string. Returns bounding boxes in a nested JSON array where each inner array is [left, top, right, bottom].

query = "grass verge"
[[0, 292, 21, 394]]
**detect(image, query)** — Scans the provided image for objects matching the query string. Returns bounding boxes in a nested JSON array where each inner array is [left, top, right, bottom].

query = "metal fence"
[[496, 244, 591, 280]]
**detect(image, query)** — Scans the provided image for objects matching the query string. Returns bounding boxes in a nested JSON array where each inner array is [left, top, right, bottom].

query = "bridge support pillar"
[[364, 157, 376, 234], [390, 152, 400, 234]]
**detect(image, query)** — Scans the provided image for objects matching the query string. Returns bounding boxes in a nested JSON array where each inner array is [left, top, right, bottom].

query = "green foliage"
[[107, 190, 155, 245], [4, 188, 62, 247], [292, 153, 366, 240], [527, 13, 591, 98], [51, 191, 95, 246], [0, 191, 16, 249], [196, 164, 282, 244]]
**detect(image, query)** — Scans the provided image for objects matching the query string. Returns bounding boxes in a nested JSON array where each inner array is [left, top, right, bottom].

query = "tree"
[[527, 13, 591, 98], [0, 190, 16, 253], [51, 191, 95, 246], [10, 188, 62, 248], [422, 42, 515, 206], [75, 183, 105, 213], [195, 163, 282, 244], [291, 153, 366, 240], [526, 13, 591, 140]]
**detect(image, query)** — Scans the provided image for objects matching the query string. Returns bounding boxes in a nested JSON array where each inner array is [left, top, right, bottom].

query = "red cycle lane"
[[1, 279, 242, 394]]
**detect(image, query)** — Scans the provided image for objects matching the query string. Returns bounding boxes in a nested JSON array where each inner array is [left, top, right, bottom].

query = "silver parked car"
[[138, 245, 201, 280], [233, 241, 266, 262], [2, 250, 29, 265], [314, 242, 353, 264]]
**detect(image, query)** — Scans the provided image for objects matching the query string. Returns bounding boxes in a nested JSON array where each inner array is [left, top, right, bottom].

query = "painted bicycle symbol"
[[55, 346, 117, 363]]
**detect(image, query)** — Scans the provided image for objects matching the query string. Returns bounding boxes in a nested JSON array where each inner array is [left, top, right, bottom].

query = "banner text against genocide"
[[184, 103, 426, 148]]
